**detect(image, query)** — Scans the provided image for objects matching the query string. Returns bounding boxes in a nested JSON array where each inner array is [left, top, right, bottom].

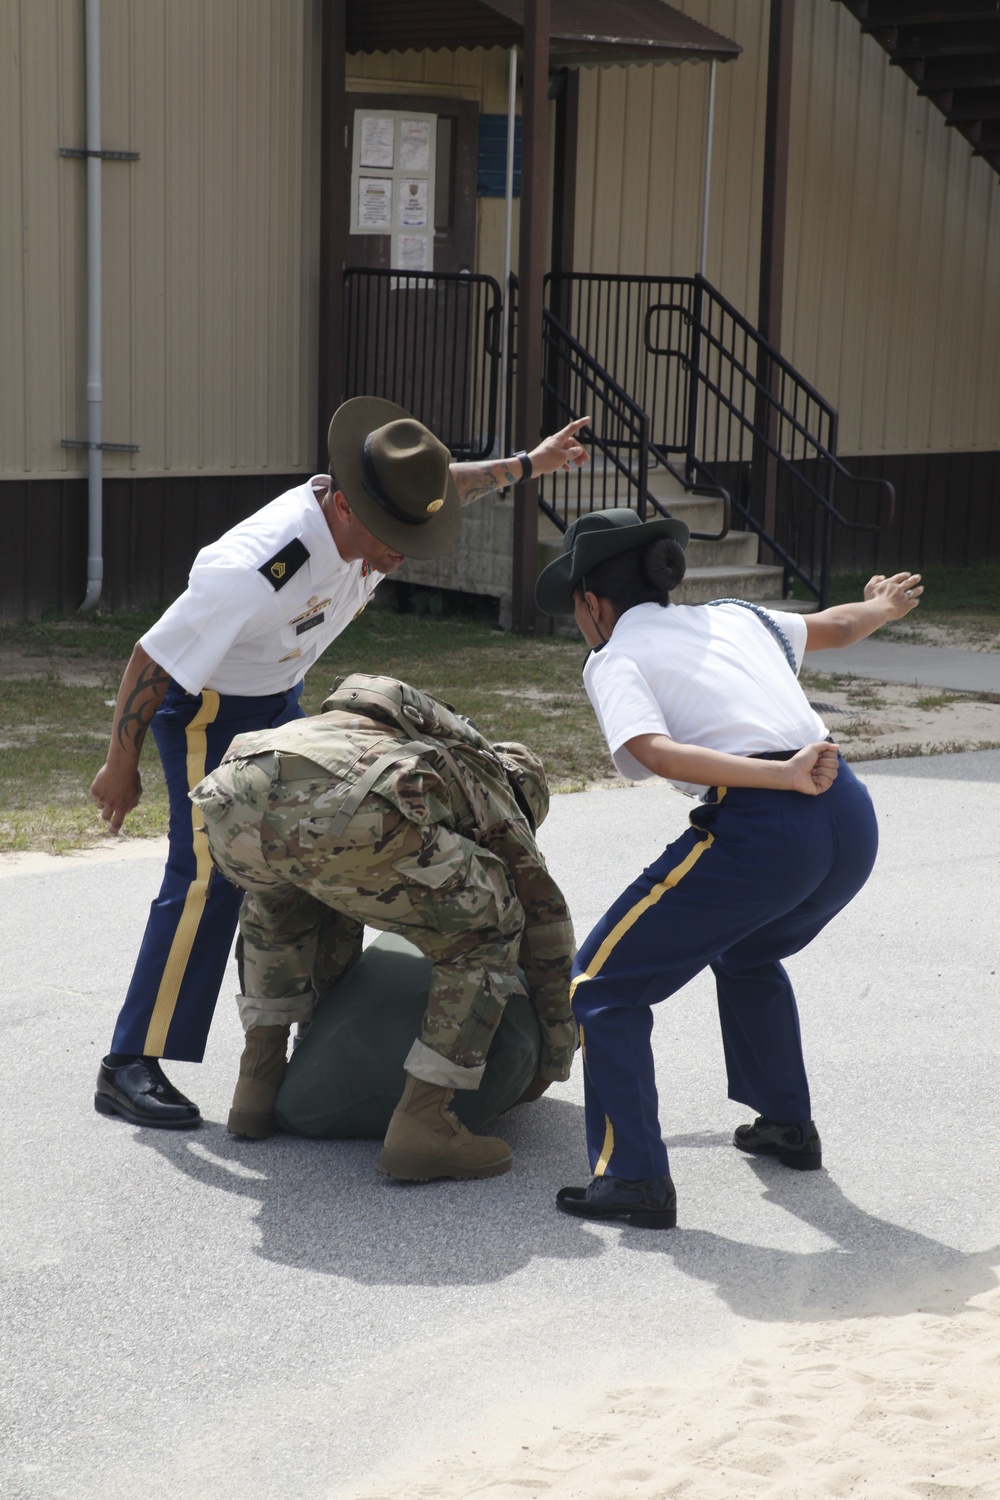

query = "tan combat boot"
[[378, 1074, 513, 1181], [227, 1024, 290, 1139]]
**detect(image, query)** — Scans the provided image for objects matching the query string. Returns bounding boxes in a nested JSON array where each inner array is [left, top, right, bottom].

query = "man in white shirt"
[[90, 397, 587, 1129]]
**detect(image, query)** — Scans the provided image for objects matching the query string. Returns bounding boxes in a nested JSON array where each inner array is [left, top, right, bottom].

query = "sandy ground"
[[797, 671, 1000, 763], [343, 1290, 1000, 1500]]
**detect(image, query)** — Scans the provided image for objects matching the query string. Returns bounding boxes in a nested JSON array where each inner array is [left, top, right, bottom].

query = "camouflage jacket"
[[222, 683, 577, 1080]]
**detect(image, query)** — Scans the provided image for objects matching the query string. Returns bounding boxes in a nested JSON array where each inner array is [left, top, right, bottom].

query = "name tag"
[[295, 612, 326, 636]]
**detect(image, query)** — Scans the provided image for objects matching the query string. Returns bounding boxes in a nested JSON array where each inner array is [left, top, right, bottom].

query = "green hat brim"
[[327, 397, 461, 561], [535, 513, 690, 616]]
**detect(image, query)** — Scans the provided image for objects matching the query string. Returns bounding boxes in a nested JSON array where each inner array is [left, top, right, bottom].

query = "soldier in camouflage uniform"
[[190, 674, 576, 1181]]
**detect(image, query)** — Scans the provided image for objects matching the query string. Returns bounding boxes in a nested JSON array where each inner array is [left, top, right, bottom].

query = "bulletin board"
[[350, 108, 437, 273]]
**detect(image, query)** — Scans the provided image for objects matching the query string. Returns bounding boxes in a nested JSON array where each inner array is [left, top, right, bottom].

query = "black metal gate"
[[343, 268, 502, 460]]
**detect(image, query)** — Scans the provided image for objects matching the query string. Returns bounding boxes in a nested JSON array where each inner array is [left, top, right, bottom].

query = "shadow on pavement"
[[137, 1096, 602, 1286], [625, 1152, 1000, 1322], [139, 1104, 999, 1320]]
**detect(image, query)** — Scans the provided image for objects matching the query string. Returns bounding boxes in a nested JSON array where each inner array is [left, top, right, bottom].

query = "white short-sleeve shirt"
[[583, 601, 829, 796], [140, 478, 383, 697]]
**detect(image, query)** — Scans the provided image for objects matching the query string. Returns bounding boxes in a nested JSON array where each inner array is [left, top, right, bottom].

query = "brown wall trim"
[[2, 451, 997, 621], [708, 450, 1000, 577], [0, 474, 305, 622], [830, 451, 1000, 575]]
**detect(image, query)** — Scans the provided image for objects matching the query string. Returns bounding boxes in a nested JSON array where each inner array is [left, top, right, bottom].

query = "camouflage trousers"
[[192, 752, 527, 1089]]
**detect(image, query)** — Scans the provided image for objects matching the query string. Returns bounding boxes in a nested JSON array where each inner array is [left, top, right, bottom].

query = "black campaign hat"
[[327, 397, 461, 561], [534, 508, 689, 616]]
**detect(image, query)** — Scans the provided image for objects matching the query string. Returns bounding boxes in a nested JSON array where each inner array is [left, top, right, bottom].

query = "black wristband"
[[513, 450, 533, 482]]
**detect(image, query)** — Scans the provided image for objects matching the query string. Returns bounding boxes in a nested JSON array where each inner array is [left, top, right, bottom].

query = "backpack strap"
[[323, 674, 494, 755], [706, 598, 797, 673], [325, 741, 436, 837]]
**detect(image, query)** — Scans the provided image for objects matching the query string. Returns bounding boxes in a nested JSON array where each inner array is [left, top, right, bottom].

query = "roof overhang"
[[346, 0, 741, 68]]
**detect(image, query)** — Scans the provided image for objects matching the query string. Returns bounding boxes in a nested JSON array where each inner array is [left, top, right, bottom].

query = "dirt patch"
[[800, 675, 1000, 762], [0, 644, 112, 687], [881, 617, 1000, 652]]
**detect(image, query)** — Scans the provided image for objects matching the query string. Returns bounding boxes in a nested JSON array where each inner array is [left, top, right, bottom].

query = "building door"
[[346, 93, 478, 273], [343, 93, 499, 457]]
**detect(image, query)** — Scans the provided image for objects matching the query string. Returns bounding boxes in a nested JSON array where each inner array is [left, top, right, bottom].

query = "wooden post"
[[752, 0, 795, 559], [545, 68, 578, 437], [511, 0, 550, 635], [550, 68, 577, 283], [317, 0, 349, 472]]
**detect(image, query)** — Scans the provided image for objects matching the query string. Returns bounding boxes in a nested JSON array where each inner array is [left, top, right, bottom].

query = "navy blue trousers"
[[572, 761, 879, 1182], [110, 680, 305, 1062]]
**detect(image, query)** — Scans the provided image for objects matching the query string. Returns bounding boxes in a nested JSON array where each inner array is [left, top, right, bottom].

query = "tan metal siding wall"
[[573, 3, 769, 317], [573, 0, 1000, 457], [786, 0, 1000, 458], [1, 0, 321, 481], [0, 1, 86, 478]]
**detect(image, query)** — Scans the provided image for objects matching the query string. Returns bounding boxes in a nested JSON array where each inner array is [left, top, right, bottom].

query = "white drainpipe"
[[79, 0, 104, 615]]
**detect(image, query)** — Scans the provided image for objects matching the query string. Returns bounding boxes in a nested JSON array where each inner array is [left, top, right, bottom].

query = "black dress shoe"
[[94, 1056, 201, 1129], [733, 1115, 821, 1170], [556, 1174, 677, 1229]]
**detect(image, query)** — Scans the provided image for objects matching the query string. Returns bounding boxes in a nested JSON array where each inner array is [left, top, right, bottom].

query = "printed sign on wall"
[[351, 109, 437, 273]]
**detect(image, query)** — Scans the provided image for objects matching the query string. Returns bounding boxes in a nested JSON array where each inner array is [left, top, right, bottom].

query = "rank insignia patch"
[[259, 537, 309, 590]]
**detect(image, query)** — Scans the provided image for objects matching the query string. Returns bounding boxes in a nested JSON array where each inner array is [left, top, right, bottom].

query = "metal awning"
[[346, 0, 741, 67]]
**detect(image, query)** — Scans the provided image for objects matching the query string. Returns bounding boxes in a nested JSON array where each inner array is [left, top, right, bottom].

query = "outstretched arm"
[[803, 572, 923, 652], [90, 643, 171, 833], [625, 735, 841, 798], [450, 416, 590, 505]]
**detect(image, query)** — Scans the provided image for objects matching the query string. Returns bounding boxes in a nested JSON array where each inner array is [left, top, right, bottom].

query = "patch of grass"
[[0, 610, 612, 855], [799, 670, 855, 693], [0, 679, 170, 854], [844, 682, 887, 710], [910, 691, 970, 711], [830, 717, 877, 741], [0, 609, 164, 666], [823, 561, 1000, 614]]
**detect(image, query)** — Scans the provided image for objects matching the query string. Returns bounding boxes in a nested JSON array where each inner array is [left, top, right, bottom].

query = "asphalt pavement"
[[2, 740, 998, 1499], [804, 636, 1000, 693]]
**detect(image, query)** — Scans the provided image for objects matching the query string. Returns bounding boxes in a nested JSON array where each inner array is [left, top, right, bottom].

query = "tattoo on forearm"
[[453, 461, 522, 505], [116, 662, 169, 752]]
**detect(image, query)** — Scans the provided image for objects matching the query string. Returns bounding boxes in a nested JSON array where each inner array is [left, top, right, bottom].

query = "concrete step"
[[644, 469, 690, 502], [684, 531, 758, 570], [671, 564, 785, 605], [539, 492, 728, 540], [656, 495, 727, 534]]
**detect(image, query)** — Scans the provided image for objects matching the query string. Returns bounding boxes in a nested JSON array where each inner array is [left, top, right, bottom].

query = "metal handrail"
[[690, 325, 894, 533], [540, 309, 652, 527], [544, 271, 895, 603], [685, 281, 895, 530], [503, 270, 727, 539], [343, 267, 502, 460]]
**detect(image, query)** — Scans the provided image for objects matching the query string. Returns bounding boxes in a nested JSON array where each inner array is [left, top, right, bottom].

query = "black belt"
[[750, 736, 835, 762]]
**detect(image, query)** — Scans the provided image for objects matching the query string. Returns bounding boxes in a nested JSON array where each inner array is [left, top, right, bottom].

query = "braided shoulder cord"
[[706, 598, 797, 674]]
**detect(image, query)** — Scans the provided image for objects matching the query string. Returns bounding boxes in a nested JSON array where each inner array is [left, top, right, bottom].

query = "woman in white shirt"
[[535, 508, 922, 1228]]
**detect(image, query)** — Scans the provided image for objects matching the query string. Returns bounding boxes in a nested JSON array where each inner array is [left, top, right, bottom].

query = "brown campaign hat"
[[327, 397, 461, 560]]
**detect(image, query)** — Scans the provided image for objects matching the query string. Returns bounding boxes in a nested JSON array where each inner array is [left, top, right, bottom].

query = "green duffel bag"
[[274, 931, 541, 1139]]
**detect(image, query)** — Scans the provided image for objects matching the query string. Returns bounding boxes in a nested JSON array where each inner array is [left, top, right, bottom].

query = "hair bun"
[[643, 536, 687, 595]]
